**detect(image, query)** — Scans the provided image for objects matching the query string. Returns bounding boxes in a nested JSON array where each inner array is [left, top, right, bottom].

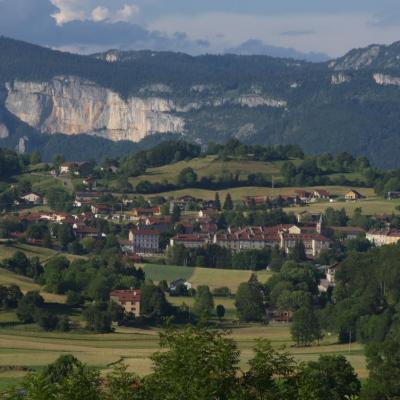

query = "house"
[[129, 229, 161, 253], [345, 190, 364, 201], [82, 177, 97, 189], [131, 207, 161, 218], [366, 229, 400, 246], [312, 189, 330, 199], [198, 209, 219, 219], [144, 216, 173, 232], [110, 289, 141, 317], [20, 192, 45, 205], [90, 204, 111, 216], [170, 278, 192, 294], [294, 190, 311, 201], [170, 233, 212, 249], [60, 161, 92, 176], [388, 191, 400, 200], [72, 224, 102, 240]]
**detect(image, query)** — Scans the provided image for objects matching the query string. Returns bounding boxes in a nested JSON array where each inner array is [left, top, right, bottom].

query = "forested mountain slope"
[[1, 37, 400, 167]]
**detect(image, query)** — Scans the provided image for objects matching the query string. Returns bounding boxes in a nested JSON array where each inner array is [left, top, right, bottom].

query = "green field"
[[0, 317, 367, 390], [141, 264, 272, 292], [123, 156, 286, 187]]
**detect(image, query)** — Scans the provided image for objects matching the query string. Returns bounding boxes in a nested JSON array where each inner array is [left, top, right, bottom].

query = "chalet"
[[366, 228, 400, 246], [110, 289, 141, 317], [20, 192, 45, 205], [129, 229, 161, 253], [388, 191, 400, 200], [268, 309, 293, 323], [345, 190, 364, 201], [170, 233, 212, 249]]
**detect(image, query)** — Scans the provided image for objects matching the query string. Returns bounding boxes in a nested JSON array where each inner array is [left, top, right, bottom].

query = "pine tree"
[[223, 193, 234, 210], [214, 192, 221, 210]]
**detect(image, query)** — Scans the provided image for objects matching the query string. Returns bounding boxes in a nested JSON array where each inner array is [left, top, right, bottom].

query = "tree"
[[235, 276, 265, 322], [193, 285, 214, 318], [362, 337, 400, 400], [140, 283, 170, 319], [57, 224, 75, 251], [83, 303, 113, 333], [43, 354, 82, 384], [142, 326, 239, 400], [298, 355, 361, 400], [245, 339, 297, 400], [291, 306, 322, 346], [290, 241, 307, 262], [104, 363, 141, 400], [36, 309, 59, 331], [214, 192, 221, 211], [171, 204, 181, 224], [223, 193, 234, 210], [16, 291, 44, 323], [216, 304, 225, 321], [177, 167, 197, 186]]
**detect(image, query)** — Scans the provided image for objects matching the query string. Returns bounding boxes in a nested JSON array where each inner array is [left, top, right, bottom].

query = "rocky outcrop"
[[4, 76, 287, 142], [5, 76, 185, 142], [0, 124, 9, 139], [331, 73, 351, 85], [373, 73, 400, 87]]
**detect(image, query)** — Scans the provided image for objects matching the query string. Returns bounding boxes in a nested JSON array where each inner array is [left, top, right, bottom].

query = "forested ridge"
[[1, 36, 400, 167]]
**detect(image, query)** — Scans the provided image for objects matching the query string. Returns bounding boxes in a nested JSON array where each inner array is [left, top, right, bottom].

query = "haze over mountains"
[[1, 37, 400, 167]]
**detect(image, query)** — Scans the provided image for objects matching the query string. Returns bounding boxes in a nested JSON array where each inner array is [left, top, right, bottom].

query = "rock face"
[[5, 76, 185, 142], [331, 73, 351, 85], [0, 124, 9, 139], [373, 73, 400, 87], [4, 76, 287, 142]]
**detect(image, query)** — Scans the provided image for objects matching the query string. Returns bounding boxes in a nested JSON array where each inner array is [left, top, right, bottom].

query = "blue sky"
[[1, 0, 400, 58]]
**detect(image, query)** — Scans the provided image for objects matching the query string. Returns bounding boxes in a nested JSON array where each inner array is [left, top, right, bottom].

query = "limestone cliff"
[[5, 76, 185, 142], [4, 76, 287, 142]]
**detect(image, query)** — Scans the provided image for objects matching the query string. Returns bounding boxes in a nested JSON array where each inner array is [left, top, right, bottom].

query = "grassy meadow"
[[0, 316, 367, 390], [141, 263, 272, 292]]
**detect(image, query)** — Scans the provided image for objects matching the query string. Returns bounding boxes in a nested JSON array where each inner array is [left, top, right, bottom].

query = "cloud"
[[50, 0, 139, 25]]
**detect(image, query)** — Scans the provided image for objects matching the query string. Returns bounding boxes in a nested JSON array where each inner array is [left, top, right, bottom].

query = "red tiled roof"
[[110, 289, 141, 302]]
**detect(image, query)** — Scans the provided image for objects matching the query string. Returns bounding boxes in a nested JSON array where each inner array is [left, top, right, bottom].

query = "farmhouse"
[[388, 191, 400, 200], [129, 229, 161, 253], [345, 190, 364, 201], [312, 189, 330, 199], [110, 289, 141, 317]]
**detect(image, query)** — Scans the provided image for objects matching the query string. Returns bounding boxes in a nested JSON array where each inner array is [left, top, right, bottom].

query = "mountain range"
[[1, 36, 400, 167]]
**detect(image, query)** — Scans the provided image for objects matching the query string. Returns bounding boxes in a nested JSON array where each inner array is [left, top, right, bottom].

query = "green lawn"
[[141, 263, 272, 293]]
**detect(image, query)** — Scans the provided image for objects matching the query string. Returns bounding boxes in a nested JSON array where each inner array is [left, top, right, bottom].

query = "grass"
[[140, 263, 272, 292], [0, 243, 85, 263], [122, 156, 285, 187], [0, 317, 368, 390]]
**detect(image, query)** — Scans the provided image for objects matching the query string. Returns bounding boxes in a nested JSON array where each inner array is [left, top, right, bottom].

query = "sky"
[[1, 0, 400, 59]]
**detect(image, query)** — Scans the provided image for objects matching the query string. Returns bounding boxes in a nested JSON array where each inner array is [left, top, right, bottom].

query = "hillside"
[[2, 37, 400, 166]]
